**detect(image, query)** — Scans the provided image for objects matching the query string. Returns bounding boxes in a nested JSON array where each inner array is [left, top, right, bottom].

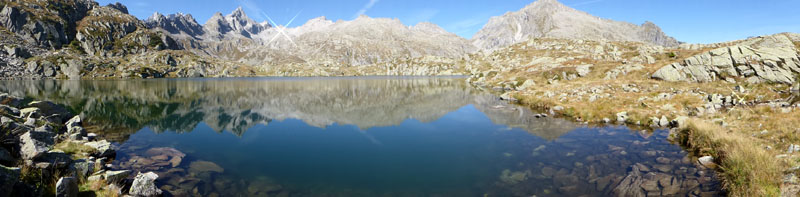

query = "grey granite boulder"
[[129, 172, 162, 197], [19, 131, 55, 160]]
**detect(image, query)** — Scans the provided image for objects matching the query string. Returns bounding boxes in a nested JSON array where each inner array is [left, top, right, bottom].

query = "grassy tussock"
[[678, 119, 783, 196], [55, 141, 97, 158]]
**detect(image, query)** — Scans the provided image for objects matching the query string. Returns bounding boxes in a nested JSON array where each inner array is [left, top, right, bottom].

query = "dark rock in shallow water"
[[55, 177, 78, 197], [189, 161, 224, 174]]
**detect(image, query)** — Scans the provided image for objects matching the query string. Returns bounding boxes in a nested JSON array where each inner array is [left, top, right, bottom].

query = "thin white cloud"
[[570, 0, 604, 7], [236, 0, 265, 21], [353, 0, 379, 19], [407, 8, 440, 24], [134, 2, 149, 7], [444, 17, 487, 38]]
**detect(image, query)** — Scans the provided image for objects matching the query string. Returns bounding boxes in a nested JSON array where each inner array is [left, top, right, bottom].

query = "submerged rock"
[[499, 169, 531, 184], [613, 164, 646, 196], [247, 177, 283, 196], [144, 147, 185, 167], [189, 161, 224, 174], [129, 172, 162, 197]]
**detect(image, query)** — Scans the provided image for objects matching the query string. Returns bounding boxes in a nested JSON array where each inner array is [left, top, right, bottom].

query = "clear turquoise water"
[[0, 77, 721, 196]]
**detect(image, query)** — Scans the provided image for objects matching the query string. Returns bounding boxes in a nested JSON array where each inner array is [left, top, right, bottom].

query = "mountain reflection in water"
[[0, 77, 576, 141], [0, 77, 721, 196]]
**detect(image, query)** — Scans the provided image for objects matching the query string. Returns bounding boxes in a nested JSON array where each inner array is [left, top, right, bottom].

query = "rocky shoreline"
[[0, 92, 162, 196], [465, 33, 800, 195]]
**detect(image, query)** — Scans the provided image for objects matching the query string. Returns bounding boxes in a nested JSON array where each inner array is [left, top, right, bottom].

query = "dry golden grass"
[[677, 119, 783, 196], [80, 179, 120, 197], [55, 141, 97, 158]]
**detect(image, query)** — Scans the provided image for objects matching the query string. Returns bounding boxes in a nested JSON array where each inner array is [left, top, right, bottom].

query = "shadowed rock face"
[[0, 78, 576, 141], [471, 0, 679, 51]]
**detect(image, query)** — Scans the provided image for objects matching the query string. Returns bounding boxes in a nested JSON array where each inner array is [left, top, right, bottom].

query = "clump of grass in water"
[[676, 119, 782, 196]]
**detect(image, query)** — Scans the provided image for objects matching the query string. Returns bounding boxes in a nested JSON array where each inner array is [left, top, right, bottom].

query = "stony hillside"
[[471, 0, 679, 51], [0, 0, 260, 79]]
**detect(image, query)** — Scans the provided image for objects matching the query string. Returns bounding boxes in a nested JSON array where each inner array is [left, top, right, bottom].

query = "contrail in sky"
[[353, 0, 379, 19]]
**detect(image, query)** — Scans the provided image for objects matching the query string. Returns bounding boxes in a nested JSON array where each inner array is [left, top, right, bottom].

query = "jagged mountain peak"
[[146, 11, 204, 37], [148, 12, 164, 21], [202, 7, 271, 39]]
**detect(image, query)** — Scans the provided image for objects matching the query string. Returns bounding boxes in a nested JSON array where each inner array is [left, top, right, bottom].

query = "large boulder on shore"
[[84, 140, 115, 158], [104, 170, 131, 185], [26, 101, 72, 122], [19, 131, 55, 160], [129, 172, 162, 197]]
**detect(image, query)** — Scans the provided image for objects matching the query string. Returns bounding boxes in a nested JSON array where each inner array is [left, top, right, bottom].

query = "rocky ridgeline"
[[0, 0, 254, 79], [471, 0, 679, 51], [0, 92, 161, 196], [653, 33, 800, 84], [75, 6, 180, 57]]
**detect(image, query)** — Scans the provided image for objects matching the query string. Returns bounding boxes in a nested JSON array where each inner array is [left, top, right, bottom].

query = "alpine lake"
[[0, 77, 722, 196]]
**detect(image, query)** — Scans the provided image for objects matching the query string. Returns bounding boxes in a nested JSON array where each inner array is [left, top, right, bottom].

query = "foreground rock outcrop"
[[652, 33, 800, 84], [0, 91, 171, 196]]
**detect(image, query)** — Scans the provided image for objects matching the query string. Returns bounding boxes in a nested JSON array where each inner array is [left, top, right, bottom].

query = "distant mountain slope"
[[472, 0, 679, 51], [147, 8, 475, 68]]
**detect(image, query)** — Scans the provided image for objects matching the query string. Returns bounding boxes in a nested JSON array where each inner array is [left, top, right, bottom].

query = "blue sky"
[[97, 0, 800, 44]]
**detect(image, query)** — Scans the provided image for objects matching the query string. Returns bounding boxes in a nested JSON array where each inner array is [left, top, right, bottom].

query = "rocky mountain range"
[[147, 9, 476, 68], [0, 0, 690, 79], [472, 0, 679, 51]]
